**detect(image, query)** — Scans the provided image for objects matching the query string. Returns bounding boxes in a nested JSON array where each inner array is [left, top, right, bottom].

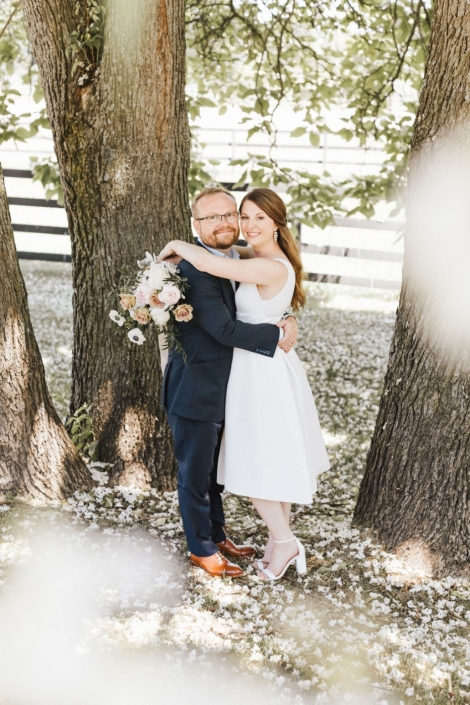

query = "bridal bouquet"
[[109, 251, 192, 354]]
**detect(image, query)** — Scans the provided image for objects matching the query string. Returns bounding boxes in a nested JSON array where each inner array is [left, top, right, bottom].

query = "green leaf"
[[246, 126, 259, 141], [14, 126, 30, 141], [309, 132, 320, 147], [232, 170, 248, 190], [290, 127, 307, 138]]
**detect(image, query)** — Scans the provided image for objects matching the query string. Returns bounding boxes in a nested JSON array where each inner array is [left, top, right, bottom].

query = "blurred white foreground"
[[406, 131, 470, 365], [0, 510, 387, 705], [0, 516, 269, 705]]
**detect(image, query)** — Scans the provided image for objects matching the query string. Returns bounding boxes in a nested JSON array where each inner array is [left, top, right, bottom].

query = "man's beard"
[[200, 226, 239, 250]]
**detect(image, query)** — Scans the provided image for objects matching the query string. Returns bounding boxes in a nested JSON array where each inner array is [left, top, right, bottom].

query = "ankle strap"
[[273, 537, 296, 544]]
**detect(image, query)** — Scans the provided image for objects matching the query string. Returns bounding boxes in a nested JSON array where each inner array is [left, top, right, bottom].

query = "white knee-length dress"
[[217, 258, 330, 504]]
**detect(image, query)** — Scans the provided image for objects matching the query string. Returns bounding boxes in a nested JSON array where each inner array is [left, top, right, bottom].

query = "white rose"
[[143, 262, 169, 289], [134, 283, 153, 306], [158, 284, 181, 306], [150, 308, 171, 326]]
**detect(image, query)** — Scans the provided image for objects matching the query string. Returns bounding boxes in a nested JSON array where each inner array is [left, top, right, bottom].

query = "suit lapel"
[[220, 276, 236, 315], [195, 240, 237, 315]]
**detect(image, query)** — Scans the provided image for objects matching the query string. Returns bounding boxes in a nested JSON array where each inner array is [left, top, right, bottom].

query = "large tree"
[[2, 0, 431, 492], [354, 0, 470, 576], [21, 0, 190, 489], [0, 164, 92, 500]]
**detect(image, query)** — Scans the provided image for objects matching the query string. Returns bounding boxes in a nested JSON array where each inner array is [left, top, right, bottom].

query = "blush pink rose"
[[134, 284, 153, 306], [158, 284, 181, 306], [149, 291, 166, 308]]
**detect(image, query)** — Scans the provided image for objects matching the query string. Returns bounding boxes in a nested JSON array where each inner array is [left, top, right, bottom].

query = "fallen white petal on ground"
[[1, 261, 467, 704]]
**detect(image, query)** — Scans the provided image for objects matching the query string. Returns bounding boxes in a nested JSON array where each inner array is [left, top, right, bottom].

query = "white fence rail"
[[1, 128, 403, 289]]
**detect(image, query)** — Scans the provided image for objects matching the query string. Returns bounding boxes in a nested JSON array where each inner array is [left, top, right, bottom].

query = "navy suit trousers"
[[167, 413, 226, 557]]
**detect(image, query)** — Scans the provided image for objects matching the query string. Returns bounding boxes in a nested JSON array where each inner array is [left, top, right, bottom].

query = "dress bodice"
[[218, 256, 330, 504], [235, 258, 295, 324]]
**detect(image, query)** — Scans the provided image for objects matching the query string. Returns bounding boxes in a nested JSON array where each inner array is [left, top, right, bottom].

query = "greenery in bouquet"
[[109, 252, 192, 357]]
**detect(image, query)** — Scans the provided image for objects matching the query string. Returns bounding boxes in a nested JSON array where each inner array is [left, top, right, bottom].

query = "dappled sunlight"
[[0, 309, 27, 408], [394, 540, 436, 579], [311, 284, 400, 315], [116, 408, 153, 488], [322, 431, 348, 448], [167, 602, 240, 652], [117, 408, 145, 461]]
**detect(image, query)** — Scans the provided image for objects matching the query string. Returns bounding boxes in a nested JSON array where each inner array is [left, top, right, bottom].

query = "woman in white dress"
[[158, 188, 330, 580]]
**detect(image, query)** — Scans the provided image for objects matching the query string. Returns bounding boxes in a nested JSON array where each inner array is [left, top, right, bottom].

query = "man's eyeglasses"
[[195, 212, 239, 224]]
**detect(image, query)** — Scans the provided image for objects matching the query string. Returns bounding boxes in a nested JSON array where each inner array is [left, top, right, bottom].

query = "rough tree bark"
[[22, 0, 191, 489], [0, 164, 92, 501], [354, 0, 470, 576]]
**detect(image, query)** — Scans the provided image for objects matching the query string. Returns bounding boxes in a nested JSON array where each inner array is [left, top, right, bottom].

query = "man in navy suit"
[[162, 187, 297, 577]]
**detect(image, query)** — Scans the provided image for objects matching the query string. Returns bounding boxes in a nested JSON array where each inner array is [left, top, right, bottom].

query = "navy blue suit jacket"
[[162, 249, 279, 422]]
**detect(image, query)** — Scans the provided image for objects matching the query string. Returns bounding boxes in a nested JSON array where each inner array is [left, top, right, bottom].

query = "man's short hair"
[[191, 187, 237, 218]]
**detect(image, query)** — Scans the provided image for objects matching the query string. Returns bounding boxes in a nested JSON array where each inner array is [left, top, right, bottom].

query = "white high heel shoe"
[[258, 536, 307, 581]]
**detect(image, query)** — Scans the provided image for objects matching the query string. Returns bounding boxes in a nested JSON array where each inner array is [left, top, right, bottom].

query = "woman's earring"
[[273, 229, 279, 243]]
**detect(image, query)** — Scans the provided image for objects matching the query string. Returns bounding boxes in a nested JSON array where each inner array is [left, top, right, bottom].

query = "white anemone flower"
[[109, 310, 125, 327], [137, 251, 154, 269], [127, 328, 146, 345]]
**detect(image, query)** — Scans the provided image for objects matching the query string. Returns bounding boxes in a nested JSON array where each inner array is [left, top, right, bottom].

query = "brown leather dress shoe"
[[190, 551, 244, 578], [216, 537, 256, 559]]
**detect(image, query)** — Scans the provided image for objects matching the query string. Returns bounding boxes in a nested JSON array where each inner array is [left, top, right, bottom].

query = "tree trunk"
[[0, 164, 92, 501], [354, 0, 470, 577], [22, 0, 191, 489]]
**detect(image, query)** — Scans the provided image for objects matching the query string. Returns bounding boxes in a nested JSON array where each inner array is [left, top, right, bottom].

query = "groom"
[[162, 187, 297, 577]]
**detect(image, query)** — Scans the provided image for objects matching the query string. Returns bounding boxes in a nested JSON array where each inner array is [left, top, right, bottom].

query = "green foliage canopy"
[[186, 0, 430, 224], [0, 0, 431, 225], [0, 0, 48, 145]]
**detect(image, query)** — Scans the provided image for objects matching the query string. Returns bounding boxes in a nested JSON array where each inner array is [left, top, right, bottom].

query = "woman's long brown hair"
[[240, 188, 306, 311]]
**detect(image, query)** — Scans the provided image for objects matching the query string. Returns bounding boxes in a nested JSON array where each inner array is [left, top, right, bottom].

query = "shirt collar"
[[197, 237, 239, 259]]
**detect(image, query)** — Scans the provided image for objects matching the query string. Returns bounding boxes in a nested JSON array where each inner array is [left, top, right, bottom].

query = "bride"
[[158, 188, 330, 580]]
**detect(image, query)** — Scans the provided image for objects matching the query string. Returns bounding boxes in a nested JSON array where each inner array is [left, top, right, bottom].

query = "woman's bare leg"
[[281, 502, 291, 522], [259, 502, 291, 565], [251, 498, 298, 577]]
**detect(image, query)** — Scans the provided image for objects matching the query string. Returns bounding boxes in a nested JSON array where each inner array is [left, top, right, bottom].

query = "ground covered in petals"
[[0, 261, 468, 704]]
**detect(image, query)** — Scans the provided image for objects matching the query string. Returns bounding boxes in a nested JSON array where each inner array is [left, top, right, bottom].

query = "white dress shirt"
[[197, 237, 239, 291]]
